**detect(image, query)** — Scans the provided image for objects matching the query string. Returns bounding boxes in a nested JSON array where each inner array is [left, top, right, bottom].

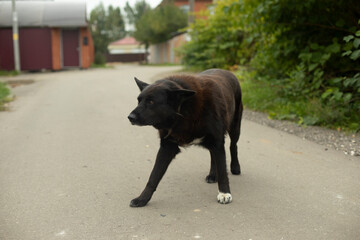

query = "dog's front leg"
[[210, 144, 232, 204], [130, 139, 180, 207]]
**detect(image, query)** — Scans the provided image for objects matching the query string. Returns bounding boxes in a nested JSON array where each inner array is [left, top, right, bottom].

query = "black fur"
[[128, 69, 243, 207]]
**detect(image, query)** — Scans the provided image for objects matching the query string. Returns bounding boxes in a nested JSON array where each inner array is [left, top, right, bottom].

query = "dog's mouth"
[[129, 119, 144, 126], [129, 119, 143, 126]]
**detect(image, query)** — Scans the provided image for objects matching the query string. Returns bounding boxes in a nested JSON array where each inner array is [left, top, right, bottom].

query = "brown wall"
[[0, 27, 94, 71], [51, 28, 61, 70], [80, 27, 94, 68], [51, 27, 94, 70], [174, 0, 212, 18]]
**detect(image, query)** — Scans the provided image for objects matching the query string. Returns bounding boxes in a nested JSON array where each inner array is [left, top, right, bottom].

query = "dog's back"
[[197, 69, 242, 132], [165, 69, 242, 141]]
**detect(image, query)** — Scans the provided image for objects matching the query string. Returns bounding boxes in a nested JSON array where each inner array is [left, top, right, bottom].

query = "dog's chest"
[[178, 137, 204, 147], [189, 137, 204, 145], [161, 129, 204, 147]]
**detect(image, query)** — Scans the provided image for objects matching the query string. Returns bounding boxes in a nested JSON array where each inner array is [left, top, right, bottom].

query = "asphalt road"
[[0, 65, 359, 240]]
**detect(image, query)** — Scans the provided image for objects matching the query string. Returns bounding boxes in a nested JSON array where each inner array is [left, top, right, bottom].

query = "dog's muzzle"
[[128, 113, 137, 125]]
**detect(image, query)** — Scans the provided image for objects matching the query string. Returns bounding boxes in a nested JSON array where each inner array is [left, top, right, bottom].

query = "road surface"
[[0, 65, 359, 239]]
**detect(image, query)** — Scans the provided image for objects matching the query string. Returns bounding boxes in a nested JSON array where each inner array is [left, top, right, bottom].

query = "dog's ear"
[[134, 77, 149, 91], [172, 89, 196, 101]]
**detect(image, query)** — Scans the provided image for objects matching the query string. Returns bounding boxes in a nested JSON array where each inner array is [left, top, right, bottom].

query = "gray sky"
[[67, 0, 163, 14], [55, 0, 162, 31]]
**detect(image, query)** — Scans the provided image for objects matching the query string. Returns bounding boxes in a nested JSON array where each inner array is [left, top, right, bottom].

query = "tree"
[[181, 0, 360, 129], [132, 1, 187, 58], [89, 3, 126, 63], [146, 1, 187, 43], [133, 10, 153, 55], [124, 0, 151, 31], [106, 6, 126, 41]]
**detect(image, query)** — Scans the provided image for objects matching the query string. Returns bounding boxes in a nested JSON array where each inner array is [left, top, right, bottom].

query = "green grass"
[[0, 70, 18, 76], [90, 63, 114, 69], [236, 68, 360, 132], [0, 82, 11, 110], [141, 63, 182, 67]]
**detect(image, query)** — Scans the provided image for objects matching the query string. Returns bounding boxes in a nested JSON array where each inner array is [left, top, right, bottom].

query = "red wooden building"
[[172, 0, 213, 16], [0, 1, 94, 71]]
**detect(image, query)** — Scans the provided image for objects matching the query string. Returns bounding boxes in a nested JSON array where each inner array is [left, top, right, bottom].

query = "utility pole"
[[12, 0, 21, 72], [188, 0, 194, 24]]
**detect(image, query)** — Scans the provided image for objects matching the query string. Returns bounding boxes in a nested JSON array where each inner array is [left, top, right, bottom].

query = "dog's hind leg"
[[130, 139, 180, 207], [229, 102, 243, 175]]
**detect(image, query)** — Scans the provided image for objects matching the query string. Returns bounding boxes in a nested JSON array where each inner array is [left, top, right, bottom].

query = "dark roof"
[[0, 0, 87, 27]]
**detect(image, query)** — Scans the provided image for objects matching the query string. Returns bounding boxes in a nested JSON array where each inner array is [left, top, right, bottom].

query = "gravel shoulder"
[[243, 109, 360, 157]]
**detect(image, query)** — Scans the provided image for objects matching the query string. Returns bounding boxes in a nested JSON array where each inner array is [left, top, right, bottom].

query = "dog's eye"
[[148, 100, 154, 105]]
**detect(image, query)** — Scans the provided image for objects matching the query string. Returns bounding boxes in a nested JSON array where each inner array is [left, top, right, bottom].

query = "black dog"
[[128, 69, 243, 207]]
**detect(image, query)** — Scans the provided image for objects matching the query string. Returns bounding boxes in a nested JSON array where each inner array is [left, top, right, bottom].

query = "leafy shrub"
[[182, 0, 360, 130], [94, 52, 106, 65], [179, 0, 253, 69]]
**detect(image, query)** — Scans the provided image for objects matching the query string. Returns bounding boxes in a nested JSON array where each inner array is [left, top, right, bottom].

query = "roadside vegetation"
[[90, 63, 114, 69], [0, 70, 18, 77], [179, 0, 360, 132], [0, 70, 17, 110], [0, 82, 10, 110]]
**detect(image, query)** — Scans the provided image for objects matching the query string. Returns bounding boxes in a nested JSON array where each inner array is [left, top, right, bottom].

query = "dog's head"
[[128, 77, 195, 129]]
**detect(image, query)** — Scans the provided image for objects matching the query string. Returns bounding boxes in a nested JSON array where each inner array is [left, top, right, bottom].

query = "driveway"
[[0, 65, 359, 239]]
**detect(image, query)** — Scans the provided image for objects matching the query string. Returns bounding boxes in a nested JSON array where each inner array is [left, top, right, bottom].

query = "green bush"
[[94, 52, 106, 65], [181, 0, 360, 131], [179, 0, 253, 69]]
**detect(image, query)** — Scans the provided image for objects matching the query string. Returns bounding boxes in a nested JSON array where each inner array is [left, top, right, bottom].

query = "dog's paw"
[[205, 174, 217, 183], [231, 164, 241, 175], [217, 192, 232, 204], [130, 197, 148, 207]]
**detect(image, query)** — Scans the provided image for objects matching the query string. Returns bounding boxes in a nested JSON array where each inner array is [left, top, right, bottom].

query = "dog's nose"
[[128, 113, 137, 123]]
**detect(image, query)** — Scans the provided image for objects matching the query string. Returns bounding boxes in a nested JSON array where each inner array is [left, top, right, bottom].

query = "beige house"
[[107, 37, 146, 63], [108, 37, 145, 54]]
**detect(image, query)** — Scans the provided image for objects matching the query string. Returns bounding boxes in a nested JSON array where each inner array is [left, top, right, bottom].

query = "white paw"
[[217, 192, 232, 204]]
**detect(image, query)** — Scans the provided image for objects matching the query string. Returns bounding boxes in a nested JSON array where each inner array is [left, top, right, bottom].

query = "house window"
[[180, 5, 190, 13], [83, 37, 88, 46]]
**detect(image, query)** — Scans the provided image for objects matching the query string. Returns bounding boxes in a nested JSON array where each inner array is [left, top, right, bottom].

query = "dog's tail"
[[229, 73, 243, 139]]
